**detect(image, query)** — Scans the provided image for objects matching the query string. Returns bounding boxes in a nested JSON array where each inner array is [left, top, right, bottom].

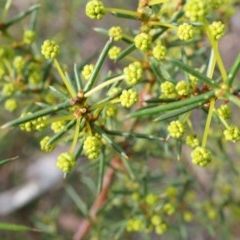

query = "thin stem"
[[2, 0, 12, 22], [105, 8, 139, 18], [54, 59, 76, 97], [84, 75, 124, 97], [201, 98, 215, 147], [148, 21, 177, 29], [70, 118, 81, 154], [204, 21, 227, 82]]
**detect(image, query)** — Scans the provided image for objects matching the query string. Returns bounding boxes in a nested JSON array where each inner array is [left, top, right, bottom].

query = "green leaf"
[[1, 100, 72, 129], [226, 53, 240, 86], [0, 222, 38, 232], [128, 91, 215, 118], [84, 38, 113, 92], [97, 151, 105, 193], [3, 4, 40, 29], [116, 44, 136, 62], [0, 156, 18, 167], [169, 58, 216, 87], [65, 185, 89, 219], [47, 119, 76, 146], [74, 63, 83, 91]]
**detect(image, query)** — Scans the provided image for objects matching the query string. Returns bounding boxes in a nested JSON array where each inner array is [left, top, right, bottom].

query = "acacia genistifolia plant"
[[1, 0, 240, 239]]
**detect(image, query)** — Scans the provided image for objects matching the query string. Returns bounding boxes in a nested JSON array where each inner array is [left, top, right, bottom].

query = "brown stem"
[[73, 156, 123, 240]]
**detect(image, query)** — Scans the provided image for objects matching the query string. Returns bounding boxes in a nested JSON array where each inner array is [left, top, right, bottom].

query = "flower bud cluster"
[[167, 120, 185, 139], [134, 32, 152, 51], [83, 135, 102, 160], [82, 64, 94, 80], [85, 0, 105, 20], [108, 26, 123, 41], [217, 105, 232, 119], [41, 40, 60, 59], [152, 44, 167, 61], [191, 146, 212, 167], [40, 136, 55, 152], [23, 30, 36, 44], [51, 120, 66, 133], [56, 152, 75, 173], [184, 0, 209, 22], [20, 113, 47, 132], [120, 89, 139, 108], [123, 61, 143, 86], [108, 46, 121, 60], [209, 21, 225, 40], [223, 126, 240, 142], [160, 81, 177, 99], [4, 98, 18, 112], [177, 23, 194, 41]]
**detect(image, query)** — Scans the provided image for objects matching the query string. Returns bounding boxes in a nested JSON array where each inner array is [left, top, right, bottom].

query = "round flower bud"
[[4, 98, 18, 112], [28, 71, 41, 85], [134, 32, 152, 51], [191, 146, 212, 167], [183, 211, 194, 222], [120, 89, 138, 108], [2, 83, 15, 96], [209, 21, 225, 40], [151, 215, 162, 226], [184, 0, 209, 22], [186, 134, 200, 148], [160, 81, 177, 99], [83, 135, 101, 160], [126, 218, 144, 232], [152, 44, 167, 61], [57, 152, 75, 173], [82, 64, 94, 80], [41, 40, 60, 59], [177, 23, 194, 41], [13, 56, 25, 73], [123, 61, 143, 86], [163, 203, 175, 215], [168, 120, 185, 138], [20, 112, 35, 132], [217, 105, 232, 119], [155, 223, 168, 235], [223, 126, 240, 142], [108, 26, 123, 41], [35, 116, 47, 131], [145, 193, 158, 206], [210, 0, 224, 9], [107, 87, 121, 97], [108, 46, 121, 60], [106, 105, 118, 117], [85, 0, 105, 20], [40, 136, 55, 152], [51, 120, 66, 133], [23, 30, 36, 44], [176, 80, 190, 96]]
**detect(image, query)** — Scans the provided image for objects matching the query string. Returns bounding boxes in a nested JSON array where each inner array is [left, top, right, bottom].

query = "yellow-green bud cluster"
[[183, 211, 194, 222], [2, 83, 15, 96], [108, 26, 123, 41], [20, 113, 47, 132], [13, 56, 25, 73], [163, 203, 175, 215], [28, 71, 41, 85], [217, 105, 232, 119], [209, 21, 225, 40], [160, 81, 177, 99], [56, 152, 75, 173], [184, 0, 209, 22], [85, 0, 105, 20], [4, 98, 18, 112], [41, 40, 60, 59], [134, 32, 152, 51], [123, 61, 143, 86], [108, 46, 121, 60], [23, 30, 36, 44], [167, 120, 185, 138], [40, 136, 55, 152], [51, 120, 66, 133], [191, 146, 212, 167], [145, 193, 158, 206], [223, 126, 240, 142], [120, 89, 138, 108], [126, 218, 144, 232], [82, 64, 94, 80], [83, 135, 102, 160], [177, 23, 194, 41], [107, 87, 121, 97], [210, 0, 224, 9], [106, 105, 118, 117], [152, 44, 167, 61], [155, 222, 168, 235], [176, 80, 190, 96], [186, 134, 199, 148]]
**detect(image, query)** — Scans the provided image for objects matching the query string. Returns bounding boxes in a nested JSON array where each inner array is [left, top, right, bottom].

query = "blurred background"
[[0, 1, 240, 240]]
